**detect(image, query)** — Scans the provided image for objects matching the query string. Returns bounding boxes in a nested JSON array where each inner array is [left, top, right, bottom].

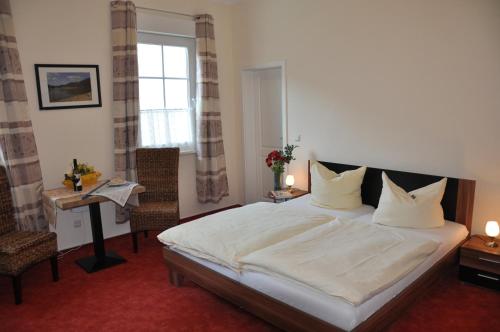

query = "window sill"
[[180, 150, 196, 156]]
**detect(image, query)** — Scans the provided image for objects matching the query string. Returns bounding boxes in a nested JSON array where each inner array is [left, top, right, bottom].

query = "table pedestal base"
[[75, 201, 126, 273], [76, 251, 126, 273]]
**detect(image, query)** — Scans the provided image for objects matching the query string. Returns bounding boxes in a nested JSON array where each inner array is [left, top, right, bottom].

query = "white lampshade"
[[485, 220, 499, 237], [285, 175, 295, 187]]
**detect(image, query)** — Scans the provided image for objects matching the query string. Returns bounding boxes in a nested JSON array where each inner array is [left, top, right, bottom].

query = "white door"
[[258, 68, 283, 199], [242, 66, 285, 203]]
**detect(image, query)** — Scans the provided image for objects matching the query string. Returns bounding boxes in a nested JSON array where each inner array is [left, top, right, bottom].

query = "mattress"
[[171, 197, 468, 331]]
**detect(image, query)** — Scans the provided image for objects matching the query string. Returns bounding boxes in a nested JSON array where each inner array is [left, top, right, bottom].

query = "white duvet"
[[157, 202, 335, 270], [240, 218, 440, 305]]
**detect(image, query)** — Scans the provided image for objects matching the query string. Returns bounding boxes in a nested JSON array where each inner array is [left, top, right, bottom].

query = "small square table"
[[43, 181, 145, 273]]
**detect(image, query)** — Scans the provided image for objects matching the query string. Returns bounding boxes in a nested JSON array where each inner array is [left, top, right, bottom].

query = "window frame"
[[137, 32, 196, 153]]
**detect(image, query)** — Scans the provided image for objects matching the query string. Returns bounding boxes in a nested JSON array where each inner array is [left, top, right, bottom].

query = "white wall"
[[231, 0, 500, 235], [12, 0, 242, 250]]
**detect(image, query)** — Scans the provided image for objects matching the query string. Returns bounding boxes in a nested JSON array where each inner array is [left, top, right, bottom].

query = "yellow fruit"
[[63, 171, 102, 189]]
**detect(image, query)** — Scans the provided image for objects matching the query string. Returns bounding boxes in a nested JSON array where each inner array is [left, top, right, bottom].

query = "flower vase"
[[273, 171, 283, 191]]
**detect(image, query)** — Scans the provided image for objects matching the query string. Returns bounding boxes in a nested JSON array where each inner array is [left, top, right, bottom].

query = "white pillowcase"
[[310, 161, 366, 209], [373, 172, 447, 228]]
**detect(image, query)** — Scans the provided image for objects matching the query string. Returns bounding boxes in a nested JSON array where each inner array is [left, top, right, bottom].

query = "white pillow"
[[310, 161, 366, 209], [373, 172, 447, 228]]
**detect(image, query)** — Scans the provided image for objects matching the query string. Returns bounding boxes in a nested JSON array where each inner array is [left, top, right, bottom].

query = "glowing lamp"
[[285, 175, 295, 191], [485, 220, 499, 248]]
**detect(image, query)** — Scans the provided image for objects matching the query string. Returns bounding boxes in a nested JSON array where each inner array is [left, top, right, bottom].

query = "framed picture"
[[34, 64, 102, 110]]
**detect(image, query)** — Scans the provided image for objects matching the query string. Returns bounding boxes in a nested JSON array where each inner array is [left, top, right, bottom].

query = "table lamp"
[[485, 220, 499, 248], [285, 175, 295, 191]]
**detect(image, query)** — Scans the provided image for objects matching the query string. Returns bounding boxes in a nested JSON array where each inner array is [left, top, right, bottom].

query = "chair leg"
[[50, 255, 59, 282], [132, 232, 138, 253], [12, 275, 22, 305], [144, 230, 149, 238]]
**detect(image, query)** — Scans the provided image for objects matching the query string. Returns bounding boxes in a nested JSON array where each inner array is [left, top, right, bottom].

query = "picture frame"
[[34, 64, 102, 110]]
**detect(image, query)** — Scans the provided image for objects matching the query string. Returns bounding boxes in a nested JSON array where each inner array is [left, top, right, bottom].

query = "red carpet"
[[0, 233, 498, 332]]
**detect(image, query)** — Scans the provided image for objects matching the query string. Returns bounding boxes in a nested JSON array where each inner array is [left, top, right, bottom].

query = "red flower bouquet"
[[265, 144, 297, 190]]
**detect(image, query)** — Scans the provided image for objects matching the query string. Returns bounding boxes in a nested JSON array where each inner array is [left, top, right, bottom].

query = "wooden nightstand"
[[268, 189, 307, 203], [459, 235, 499, 290]]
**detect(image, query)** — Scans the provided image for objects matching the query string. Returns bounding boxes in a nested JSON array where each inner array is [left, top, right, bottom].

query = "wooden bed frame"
[[163, 161, 476, 332]]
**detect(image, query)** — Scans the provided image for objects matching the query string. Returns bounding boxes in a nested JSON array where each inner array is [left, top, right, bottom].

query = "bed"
[[161, 161, 475, 332]]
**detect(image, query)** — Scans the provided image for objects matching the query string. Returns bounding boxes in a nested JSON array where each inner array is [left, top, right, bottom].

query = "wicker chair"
[[131, 148, 180, 253], [0, 167, 58, 304]]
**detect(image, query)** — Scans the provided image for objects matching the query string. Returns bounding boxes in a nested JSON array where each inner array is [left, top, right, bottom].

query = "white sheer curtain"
[[139, 108, 194, 151]]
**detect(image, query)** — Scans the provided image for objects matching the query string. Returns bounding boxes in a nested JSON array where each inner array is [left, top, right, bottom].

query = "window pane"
[[163, 46, 188, 78], [139, 78, 164, 110], [138, 43, 163, 77], [164, 79, 188, 109], [137, 33, 195, 151]]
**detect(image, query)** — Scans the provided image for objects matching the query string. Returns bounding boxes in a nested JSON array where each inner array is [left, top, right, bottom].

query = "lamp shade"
[[285, 175, 295, 187], [485, 220, 499, 237]]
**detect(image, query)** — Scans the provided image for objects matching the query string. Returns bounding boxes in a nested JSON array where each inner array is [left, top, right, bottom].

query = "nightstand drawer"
[[460, 248, 500, 275], [459, 266, 500, 290]]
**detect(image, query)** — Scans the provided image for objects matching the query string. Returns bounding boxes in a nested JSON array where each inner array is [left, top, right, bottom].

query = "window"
[[137, 33, 196, 152]]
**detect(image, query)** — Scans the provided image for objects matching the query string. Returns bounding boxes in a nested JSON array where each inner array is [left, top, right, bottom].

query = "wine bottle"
[[73, 159, 82, 192]]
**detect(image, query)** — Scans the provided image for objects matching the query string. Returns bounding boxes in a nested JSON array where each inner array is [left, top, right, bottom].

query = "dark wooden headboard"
[[307, 160, 475, 231]]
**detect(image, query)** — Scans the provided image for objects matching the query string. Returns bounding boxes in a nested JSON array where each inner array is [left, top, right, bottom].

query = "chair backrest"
[[0, 166, 16, 235], [136, 148, 180, 203]]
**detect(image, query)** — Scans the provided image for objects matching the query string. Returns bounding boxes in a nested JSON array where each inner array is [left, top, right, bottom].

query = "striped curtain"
[[111, 0, 139, 223], [195, 14, 229, 203], [0, 0, 46, 231]]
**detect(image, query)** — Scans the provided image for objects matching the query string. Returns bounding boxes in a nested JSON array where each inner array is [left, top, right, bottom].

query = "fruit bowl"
[[63, 171, 102, 189]]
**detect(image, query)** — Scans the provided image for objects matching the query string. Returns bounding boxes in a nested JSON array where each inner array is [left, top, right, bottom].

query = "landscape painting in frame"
[[35, 64, 102, 110]]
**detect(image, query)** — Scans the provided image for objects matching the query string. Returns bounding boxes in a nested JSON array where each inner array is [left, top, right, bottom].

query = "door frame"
[[241, 61, 288, 203]]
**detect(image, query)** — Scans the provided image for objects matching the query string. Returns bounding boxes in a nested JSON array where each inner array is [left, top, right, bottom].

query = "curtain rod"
[[136, 6, 195, 20]]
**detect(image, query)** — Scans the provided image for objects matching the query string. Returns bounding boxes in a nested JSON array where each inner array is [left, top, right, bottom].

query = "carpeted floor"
[[0, 233, 498, 332]]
